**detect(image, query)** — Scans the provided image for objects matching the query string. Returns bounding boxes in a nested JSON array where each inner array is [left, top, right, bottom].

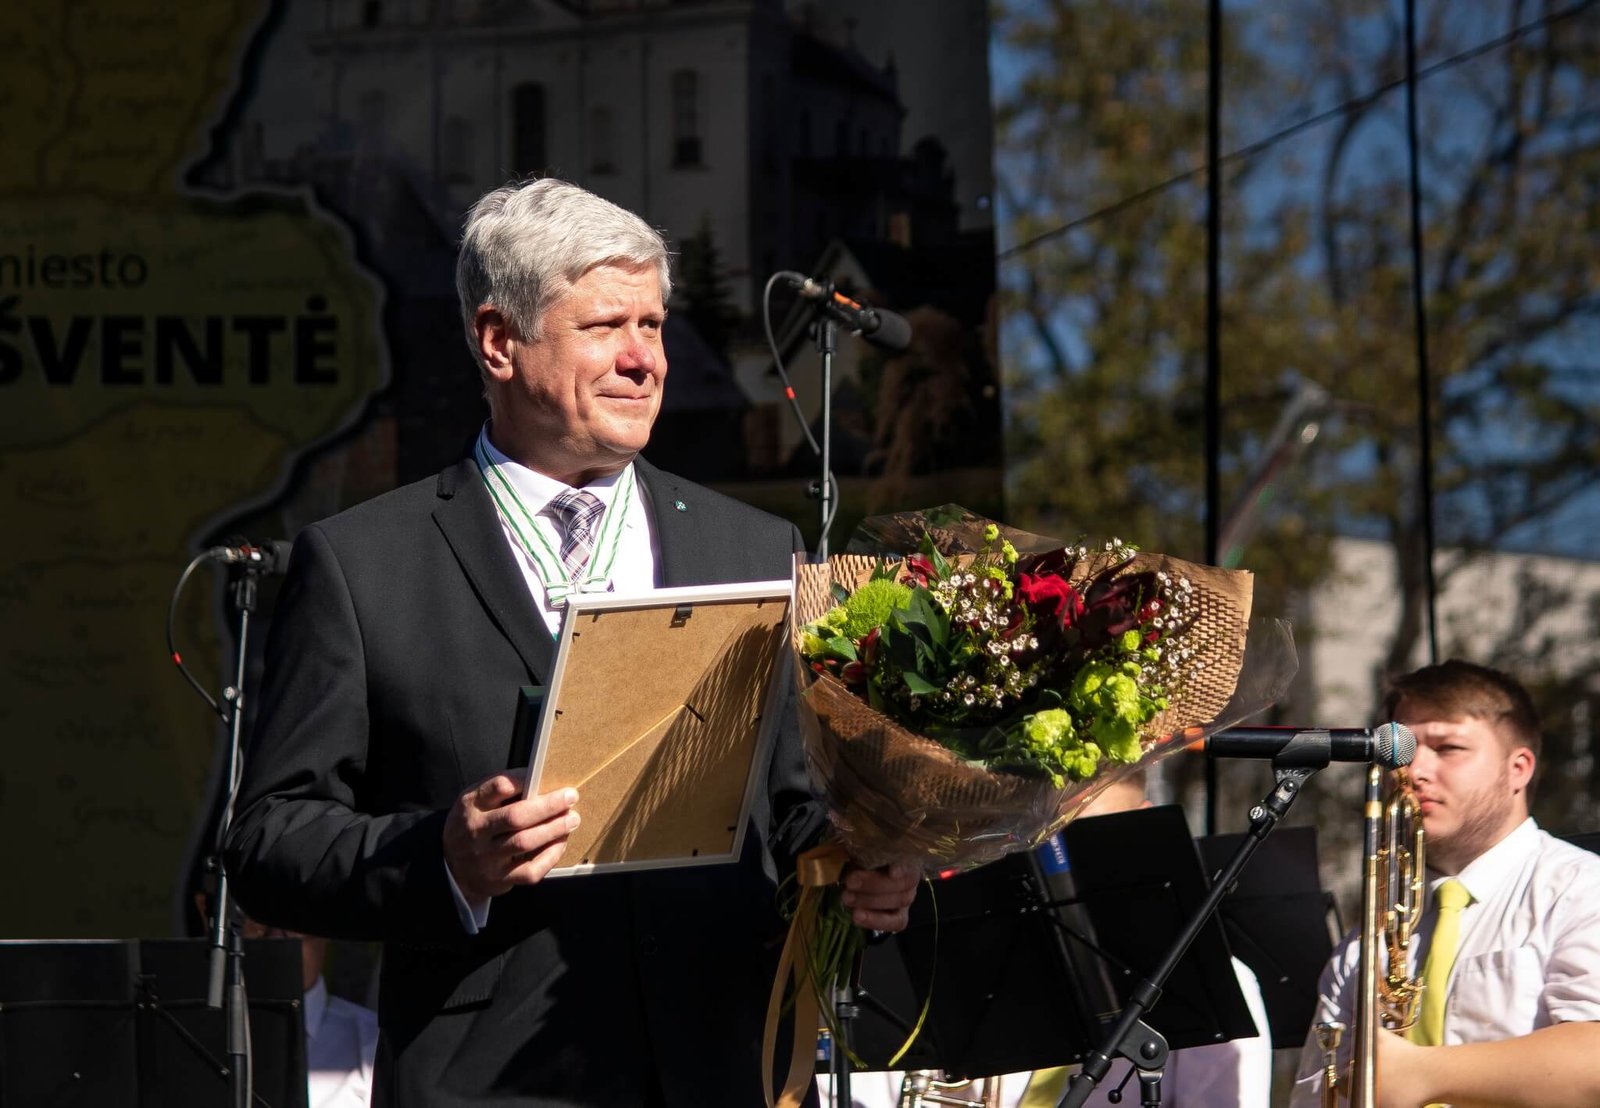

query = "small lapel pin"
[[673, 499, 688, 512]]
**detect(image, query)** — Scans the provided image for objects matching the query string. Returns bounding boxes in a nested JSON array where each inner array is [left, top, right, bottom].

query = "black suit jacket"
[[224, 456, 825, 1107]]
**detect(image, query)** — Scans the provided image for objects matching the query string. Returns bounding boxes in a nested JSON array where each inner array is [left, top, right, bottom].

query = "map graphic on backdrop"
[[0, 0, 386, 936], [0, 0, 1000, 938]]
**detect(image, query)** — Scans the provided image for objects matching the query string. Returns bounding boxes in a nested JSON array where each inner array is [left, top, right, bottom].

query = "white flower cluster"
[[1146, 569, 1200, 689], [921, 568, 1044, 712]]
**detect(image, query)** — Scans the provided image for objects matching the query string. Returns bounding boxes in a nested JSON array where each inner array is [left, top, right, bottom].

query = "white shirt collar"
[[1438, 816, 1539, 904], [476, 425, 629, 516]]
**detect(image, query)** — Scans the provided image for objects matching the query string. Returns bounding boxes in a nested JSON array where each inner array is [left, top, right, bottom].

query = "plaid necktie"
[[547, 489, 606, 581], [1411, 877, 1471, 1046]]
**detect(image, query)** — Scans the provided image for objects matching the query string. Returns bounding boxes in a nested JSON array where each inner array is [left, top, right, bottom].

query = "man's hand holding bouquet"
[[763, 506, 1295, 1108]]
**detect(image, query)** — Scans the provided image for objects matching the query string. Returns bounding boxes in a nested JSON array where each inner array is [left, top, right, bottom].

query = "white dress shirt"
[[304, 976, 379, 1108], [475, 428, 660, 637], [819, 957, 1272, 1108], [449, 428, 662, 930], [1289, 819, 1600, 1106]]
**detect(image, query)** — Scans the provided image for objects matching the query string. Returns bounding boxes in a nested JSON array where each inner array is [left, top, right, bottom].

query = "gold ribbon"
[[764, 842, 849, 1108]]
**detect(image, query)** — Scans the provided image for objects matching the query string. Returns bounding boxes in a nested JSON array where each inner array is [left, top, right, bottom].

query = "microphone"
[[783, 274, 912, 352], [1206, 722, 1417, 769], [205, 539, 293, 575]]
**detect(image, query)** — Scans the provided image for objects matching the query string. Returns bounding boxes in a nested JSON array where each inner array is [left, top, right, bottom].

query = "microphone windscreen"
[[1375, 721, 1417, 769], [865, 309, 912, 353], [266, 539, 295, 574]]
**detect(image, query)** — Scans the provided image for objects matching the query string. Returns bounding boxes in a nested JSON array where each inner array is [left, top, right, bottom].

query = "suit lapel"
[[636, 457, 711, 587], [431, 458, 556, 681]]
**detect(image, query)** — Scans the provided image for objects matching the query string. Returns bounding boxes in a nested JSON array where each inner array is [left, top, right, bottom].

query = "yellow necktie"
[[1018, 1066, 1072, 1108], [1411, 877, 1471, 1045]]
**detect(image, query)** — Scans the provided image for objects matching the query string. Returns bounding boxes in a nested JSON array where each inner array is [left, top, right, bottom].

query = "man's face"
[[1399, 705, 1533, 874], [486, 262, 667, 485]]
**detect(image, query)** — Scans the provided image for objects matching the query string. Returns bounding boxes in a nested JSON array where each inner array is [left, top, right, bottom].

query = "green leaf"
[[919, 533, 952, 579], [866, 681, 886, 712], [884, 624, 921, 673], [822, 635, 857, 661], [903, 588, 949, 648]]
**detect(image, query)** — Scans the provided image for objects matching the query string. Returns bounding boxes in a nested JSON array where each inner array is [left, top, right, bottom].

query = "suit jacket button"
[[639, 935, 658, 955]]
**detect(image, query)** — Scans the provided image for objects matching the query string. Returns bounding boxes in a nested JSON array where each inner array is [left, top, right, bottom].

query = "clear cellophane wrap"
[[791, 506, 1294, 872]]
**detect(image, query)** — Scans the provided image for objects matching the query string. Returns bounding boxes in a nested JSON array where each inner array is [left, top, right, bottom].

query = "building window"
[[589, 106, 615, 174], [443, 116, 473, 184], [671, 69, 702, 167], [512, 82, 546, 179]]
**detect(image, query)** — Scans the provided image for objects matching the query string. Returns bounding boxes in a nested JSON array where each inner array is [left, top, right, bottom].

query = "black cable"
[[1403, 0, 1441, 665], [761, 271, 840, 543], [168, 552, 225, 720], [762, 271, 823, 457], [997, 0, 1598, 262]]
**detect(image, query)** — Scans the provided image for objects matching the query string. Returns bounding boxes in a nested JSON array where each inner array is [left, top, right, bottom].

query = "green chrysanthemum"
[[801, 630, 831, 657], [1070, 661, 1151, 763], [1023, 707, 1075, 753], [837, 578, 913, 639]]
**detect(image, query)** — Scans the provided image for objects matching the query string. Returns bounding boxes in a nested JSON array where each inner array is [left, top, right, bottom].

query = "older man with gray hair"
[[225, 178, 917, 1107]]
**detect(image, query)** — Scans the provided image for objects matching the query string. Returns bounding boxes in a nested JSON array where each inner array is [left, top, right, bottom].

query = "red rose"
[[1085, 573, 1154, 636], [1017, 573, 1085, 627]]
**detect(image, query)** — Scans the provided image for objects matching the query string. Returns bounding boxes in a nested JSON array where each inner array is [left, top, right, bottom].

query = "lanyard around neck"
[[473, 438, 634, 608]]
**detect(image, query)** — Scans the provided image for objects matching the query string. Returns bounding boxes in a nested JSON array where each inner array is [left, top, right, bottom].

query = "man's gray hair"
[[456, 178, 672, 362]]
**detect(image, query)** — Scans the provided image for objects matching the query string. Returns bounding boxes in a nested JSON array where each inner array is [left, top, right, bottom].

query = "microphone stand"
[[808, 311, 838, 560], [830, 953, 859, 1108], [207, 558, 263, 1108], [1057, 741, 1330, 1108], [802, 303, 849, 1100]]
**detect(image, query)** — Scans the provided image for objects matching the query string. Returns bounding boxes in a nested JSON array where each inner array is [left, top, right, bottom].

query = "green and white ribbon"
[[474, 437, 634, 610]]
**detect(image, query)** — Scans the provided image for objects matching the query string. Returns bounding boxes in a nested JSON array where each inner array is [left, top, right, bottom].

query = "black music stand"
[[1198, 825, 1334, 1048], [837, 806, 1257, 1083], [841, 851, 1101, 1079], [0, 940, 139, 1107], [1062, 807, 1257, 1052], [0, 938, 308, 1108]]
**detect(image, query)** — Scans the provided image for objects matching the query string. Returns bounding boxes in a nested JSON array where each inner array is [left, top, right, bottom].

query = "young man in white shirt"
[[1290, 659, 1600, 1107]]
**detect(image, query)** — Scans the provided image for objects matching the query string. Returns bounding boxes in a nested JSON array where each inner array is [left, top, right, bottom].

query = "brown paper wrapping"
[[792, 548, 1254, 870]]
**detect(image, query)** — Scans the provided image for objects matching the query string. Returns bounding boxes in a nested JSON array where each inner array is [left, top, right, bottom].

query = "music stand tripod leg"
[[1058, 762, 1323, 1107]]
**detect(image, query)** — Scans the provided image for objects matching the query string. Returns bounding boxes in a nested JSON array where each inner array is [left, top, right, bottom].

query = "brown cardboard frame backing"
[[528, 579, 794, 875]]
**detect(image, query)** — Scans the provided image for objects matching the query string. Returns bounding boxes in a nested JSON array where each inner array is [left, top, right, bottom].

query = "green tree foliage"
[[675, 214, 741, 363], [995, 0, 1600, 835], [994, 0, 1337, 620]]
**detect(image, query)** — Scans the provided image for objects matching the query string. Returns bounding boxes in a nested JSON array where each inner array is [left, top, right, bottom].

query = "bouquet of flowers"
[[795, 506, 1277, 869], [763, 506, 1294, 1107]]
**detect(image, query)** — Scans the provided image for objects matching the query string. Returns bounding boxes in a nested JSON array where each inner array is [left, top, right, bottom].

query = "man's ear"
[[475, 306, 516, 383], [1508, 744, 1536, 795]]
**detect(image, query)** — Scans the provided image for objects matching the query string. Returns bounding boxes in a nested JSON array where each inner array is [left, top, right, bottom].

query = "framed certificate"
[[524, 579, 794, 875]]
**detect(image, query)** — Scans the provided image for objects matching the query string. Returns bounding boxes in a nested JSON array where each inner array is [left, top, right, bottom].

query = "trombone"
[[1319, 761, 1425, 1108], [897, 1071, 1002, 1107]]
